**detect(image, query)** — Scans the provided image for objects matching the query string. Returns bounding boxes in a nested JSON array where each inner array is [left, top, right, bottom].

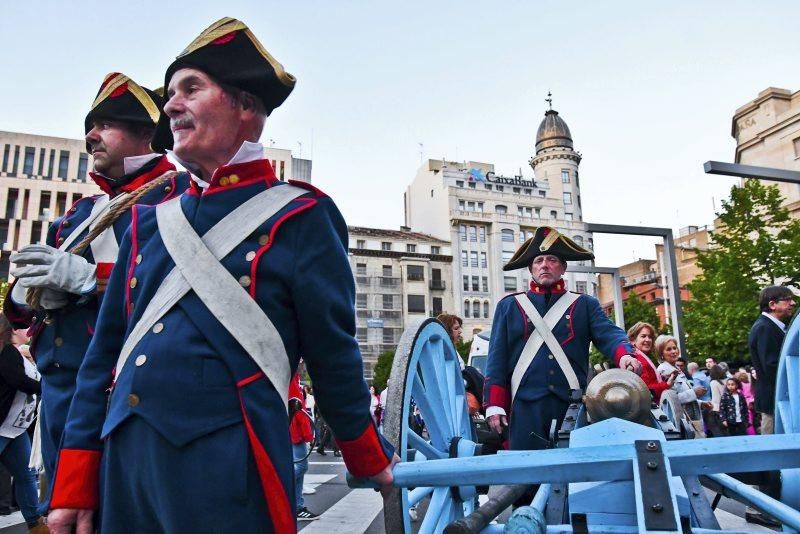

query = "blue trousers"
[[38, 368, 77, 514], [0, 433, 40, 526], [509, 395, 569, 451], [99, 416, 273, 533], [292, 443, 308, 510]]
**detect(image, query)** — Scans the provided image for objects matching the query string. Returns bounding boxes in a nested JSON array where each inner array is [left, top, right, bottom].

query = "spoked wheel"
[[775, 312, 800, 509], [383, 319, 478, 534]]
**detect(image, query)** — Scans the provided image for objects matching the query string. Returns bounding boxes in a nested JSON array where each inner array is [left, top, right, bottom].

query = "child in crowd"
[[719, 377, 749, 436]]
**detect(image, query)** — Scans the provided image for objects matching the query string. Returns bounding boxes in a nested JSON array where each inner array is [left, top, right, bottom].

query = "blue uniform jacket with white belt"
[[483, 279, 635, 413], [50, 159, 392, 531]]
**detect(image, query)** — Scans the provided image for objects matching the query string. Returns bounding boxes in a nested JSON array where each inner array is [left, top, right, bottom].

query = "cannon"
[[352, 316, 800, 534]]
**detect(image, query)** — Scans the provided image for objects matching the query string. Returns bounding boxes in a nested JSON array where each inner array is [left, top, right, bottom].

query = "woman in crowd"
[[707, 364, 728, 436], [438, 314, 483, 415], [437, 313, 464, 348], [627, 322, 673, 402], [736, 370, 757, 435], [720, 377, 749, 436], [655, 335, 706, 423], [369, 385, 382, 426], [0, 314, 46, 533]]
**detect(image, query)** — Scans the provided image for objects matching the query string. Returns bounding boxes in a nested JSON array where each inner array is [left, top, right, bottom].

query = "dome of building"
[[535, 109, 573, 152]]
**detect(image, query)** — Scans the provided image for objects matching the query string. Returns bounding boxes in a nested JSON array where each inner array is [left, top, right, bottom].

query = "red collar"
[[529, 278, 566, 295], [189, 159, 279, 196], [90, 155, 175, 197]]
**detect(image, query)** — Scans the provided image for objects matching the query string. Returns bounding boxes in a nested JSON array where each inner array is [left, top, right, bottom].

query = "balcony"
[[407, 273, 425, 282], [429, 280, 446, 290]]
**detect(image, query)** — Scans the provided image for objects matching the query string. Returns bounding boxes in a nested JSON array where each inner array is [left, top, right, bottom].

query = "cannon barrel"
[[584, 368, 652, 425], [443, 485, 529, 534]]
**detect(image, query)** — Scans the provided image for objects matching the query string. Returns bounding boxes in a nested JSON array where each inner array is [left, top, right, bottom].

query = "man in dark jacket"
[[748, 285, 795, 435]]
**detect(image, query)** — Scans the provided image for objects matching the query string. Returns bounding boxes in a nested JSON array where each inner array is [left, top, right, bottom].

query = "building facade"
[[0, 129, 311, 279], [732, 87, 800, 219], [347, 226, 453, 379], [404, 107, 594, 337]]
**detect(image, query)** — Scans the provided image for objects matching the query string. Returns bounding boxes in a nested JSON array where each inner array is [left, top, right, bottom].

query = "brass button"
[[152, 322, 164, 334], [549, 370, 555, 375], [239, 275, 251, 288], [565, 315, 571, 320], [245, 251, 256, 261], [135, 254, 142, 264], [57, 237, 65, 245], [62, 220, 70, 228], [53, 362, 61, 368], [229, 174, 240, 185], [69, 207, 76, 213], [164, 185, 172, 193], [135, 355, 147, 367], [258, 235, 269, 246], [54, 337, 63, 347], [219, 176, 230, 187], [548, 354, 554, 360], [43, 316, 54, 325], [548, 385, 555, 390], [127, 394, 140, 407], [129, 277, 138, 289]]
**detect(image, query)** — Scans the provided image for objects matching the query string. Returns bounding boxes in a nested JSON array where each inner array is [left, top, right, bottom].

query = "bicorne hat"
[[503, 226, 594, 271], [151, 17, 296, 152], [84, 72, 163, 152]]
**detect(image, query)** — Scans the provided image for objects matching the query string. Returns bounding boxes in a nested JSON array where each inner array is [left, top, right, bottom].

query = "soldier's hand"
[[487, 414, 508, 435], [47, 508, 94, 534], [619, 355, 642, 375], [372, 454, 400, 498]]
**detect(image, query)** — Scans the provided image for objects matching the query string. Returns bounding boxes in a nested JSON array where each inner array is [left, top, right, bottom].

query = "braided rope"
[[26, 171, 179, 310]]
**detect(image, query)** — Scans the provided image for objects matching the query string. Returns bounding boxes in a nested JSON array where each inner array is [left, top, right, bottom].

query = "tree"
[[618, 291, 662, 333], [456, 338, 472, 365], [683, 180, 800, 363], [0, 279, 8, 308], [371, 350, 395, 392]]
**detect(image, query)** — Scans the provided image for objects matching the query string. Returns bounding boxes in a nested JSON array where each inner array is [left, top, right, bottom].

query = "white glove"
[[39, 288, 69, 310], [10, 244, 97, 295]]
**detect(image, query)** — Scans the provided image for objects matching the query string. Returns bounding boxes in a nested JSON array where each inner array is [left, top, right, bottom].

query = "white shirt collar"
[[167, 141, 264, 190], [122, 153, 161, 176], [762, 312, 787, 332]]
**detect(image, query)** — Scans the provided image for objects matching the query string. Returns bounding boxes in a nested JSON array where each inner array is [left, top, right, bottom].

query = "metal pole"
[[704, 161, 800, 185], [662, 233, 686, 355], [612, 271, 625, 329]]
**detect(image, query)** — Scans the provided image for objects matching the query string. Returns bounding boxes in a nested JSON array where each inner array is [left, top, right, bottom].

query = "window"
[[463, 275, 469, 291], [519, 230, 526, 243], [1, 145, 8, 172], [472, 299, 480, 319], [501, 229, 514, 242], [483, 301, 490, 319], [467, 201, 475, 211], [577, 195, 581, 208], [470, 251, 478, 267], [459, 224, 467, 241], [464, 300, 470, 317], [430, 189, 434, 197], [517, 206, 523, 217], [458, 200, 465, 210], [561, 170, 570, 183], [356, 294, 367, 309], [23, 147, 34, 175], [472, 276, 479, 291], [468, 226, 477, 242], [496, 204, 507, 214], [407, 295, 425, 314], [512, 187, 520, 194], [356, 263, 367, 275], [550, 210, 557, 219], [573, 235, 584, 246], [407, 265, 424, 281], [480, 252, 487, 268], [456, 180, 464, 187], [576, 281, 588, 294], [535, 207, 541, 218], [504, 276, 517, 291], [356, 239, 366, 249], [383, 294, 394, 309], [481, 276, 488, 292], [381, 241, 392, 251], [9, 146, 19, 176], [38, 148, 45, 175], [55, 192, 67, 217], [431, 246, 440, 255], [432, 297, 443, 316], [58, 150, 69, 179], [502, 250, 513, 264], [39, 192, 51, 217], [476, 202, 484, 213], [565, 213, 573, 221], [468, 182, 476, 189], [383, 265, 393, 276], [484, 184, 492, 190], [563, 192, 572, 204], [538, 190, 546, 197], [461, 251, 468, 267], [588, 238, 594, 251], [5, 188, 18, 218], [356, 328, 368, 343], [575, 171, 580, 187], [496, 185, 504, 192], [524, 189, 531, 195], [479, 226, 486, 242], [406, 244, 417, 253], [47, 151, 54, 179]]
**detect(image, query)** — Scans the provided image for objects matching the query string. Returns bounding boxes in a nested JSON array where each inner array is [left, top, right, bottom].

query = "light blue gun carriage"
[[350, 316, 800, 534]]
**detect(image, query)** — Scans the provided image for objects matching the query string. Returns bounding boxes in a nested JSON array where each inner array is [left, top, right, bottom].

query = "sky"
[[2, 1, 799, 266]]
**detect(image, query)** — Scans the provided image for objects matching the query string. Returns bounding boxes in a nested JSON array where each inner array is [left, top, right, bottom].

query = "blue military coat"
[[50, 159, 392, 531]]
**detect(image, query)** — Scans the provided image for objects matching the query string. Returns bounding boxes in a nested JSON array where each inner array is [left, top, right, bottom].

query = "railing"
[[407, 273, 425, 282], [429, 280, 446, 290]]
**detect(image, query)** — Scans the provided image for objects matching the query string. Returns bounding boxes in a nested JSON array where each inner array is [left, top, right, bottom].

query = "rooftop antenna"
[[546, 91, 553, 110], [418, 142, 424, 165]]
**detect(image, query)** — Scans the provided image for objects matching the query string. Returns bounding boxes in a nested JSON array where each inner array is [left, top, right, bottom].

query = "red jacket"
[[635, 352, 670, 402], [289, 374, 313, 444]]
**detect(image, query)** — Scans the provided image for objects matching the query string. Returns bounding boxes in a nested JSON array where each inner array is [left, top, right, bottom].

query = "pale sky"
[[2, 1, 799, 266]]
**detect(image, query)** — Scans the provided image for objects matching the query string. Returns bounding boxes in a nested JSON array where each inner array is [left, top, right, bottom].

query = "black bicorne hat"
[[503, 226, 594, 271], [151, 17, 296, 152], [84, 72, 163, 152]]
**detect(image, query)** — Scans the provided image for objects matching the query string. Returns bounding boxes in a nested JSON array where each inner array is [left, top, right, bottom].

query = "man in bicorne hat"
[[48, 18, 394, 533], [5, 72, 189, 512], [484, 226, 642, 453]]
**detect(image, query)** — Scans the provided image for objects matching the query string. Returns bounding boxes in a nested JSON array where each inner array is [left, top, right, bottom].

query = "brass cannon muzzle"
[[583, 369, 652, 425]]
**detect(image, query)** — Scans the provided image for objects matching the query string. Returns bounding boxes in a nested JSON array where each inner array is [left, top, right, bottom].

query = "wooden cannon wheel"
[[775, 312, 800, 509]]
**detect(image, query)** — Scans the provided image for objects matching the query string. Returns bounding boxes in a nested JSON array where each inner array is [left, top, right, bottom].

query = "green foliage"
[[456, 338, 472, 365], [0, 279, 8, 308], [612, 291, 662, 333], [683, 180, 800, 363], [371, 350, 395, 392]]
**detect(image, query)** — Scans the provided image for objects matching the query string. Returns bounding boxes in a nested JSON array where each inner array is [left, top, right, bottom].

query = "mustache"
[[89, 143, 106, 154], [170, 117, 194, 130]]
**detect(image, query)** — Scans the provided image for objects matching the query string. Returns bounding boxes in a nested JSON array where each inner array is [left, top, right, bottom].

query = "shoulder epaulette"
[[288, 179, 327, 198]]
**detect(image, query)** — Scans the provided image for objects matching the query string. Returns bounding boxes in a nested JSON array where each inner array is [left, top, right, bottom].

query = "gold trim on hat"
[[539, 228, 561, 252], [178, 17, 296, 89], [90, 74, 160, 124]]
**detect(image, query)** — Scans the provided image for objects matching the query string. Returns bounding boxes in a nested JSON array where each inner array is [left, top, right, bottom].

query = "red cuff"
[[50, 449, 102, 510], [613, 346, 632, 366], [485, 384, 511, 413], [336, 423, 390, 478], [95, 262, 114, 281]]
